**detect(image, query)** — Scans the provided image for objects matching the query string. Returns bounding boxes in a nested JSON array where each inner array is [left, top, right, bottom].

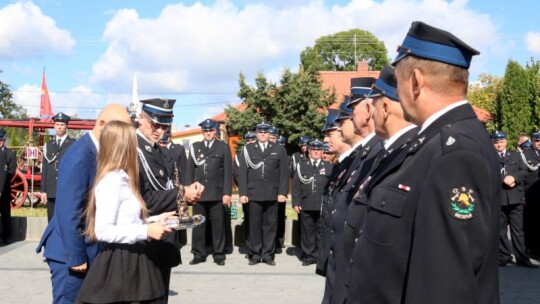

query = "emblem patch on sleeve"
[[449, 187, 476, 220]]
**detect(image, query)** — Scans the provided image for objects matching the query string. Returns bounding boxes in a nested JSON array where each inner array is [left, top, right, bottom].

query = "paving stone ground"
[[1, 241, 538, 303]]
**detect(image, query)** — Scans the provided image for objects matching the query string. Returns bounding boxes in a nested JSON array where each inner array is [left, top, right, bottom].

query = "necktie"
[[205, 141, 209, 149], [500, 152, 504, 159], [261, 144, 266, 152], [57, 139, 61, 147]]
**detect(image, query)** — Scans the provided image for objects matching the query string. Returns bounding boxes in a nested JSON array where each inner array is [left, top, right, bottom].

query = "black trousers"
[[275, 202, 286, 249], [191, 201, 226, 260], [500, 203, 529, 263], [47, 197, 56, 222], [242, 203, 250, 250], [0, 192, 11, 242], [248, 201, 277, 260], [300, 210, 321, 261], [524, 189, 540, 256]]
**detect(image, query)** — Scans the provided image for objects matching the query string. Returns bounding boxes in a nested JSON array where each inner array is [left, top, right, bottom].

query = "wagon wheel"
[[16, 145, 43, 173], [10, 170, 28, 209]]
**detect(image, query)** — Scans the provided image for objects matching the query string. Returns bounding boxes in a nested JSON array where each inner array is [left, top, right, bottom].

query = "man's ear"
[[412, 68, 424, 97]]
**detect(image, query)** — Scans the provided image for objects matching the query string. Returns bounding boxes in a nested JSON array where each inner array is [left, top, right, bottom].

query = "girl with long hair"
[[78, 120, 176, 304]]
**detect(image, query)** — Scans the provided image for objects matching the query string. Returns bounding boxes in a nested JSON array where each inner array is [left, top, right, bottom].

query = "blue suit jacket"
[[36, 133, 99, 266]]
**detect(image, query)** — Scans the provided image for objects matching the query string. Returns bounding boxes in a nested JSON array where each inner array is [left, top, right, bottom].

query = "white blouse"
[[94, 170, 148, 244]]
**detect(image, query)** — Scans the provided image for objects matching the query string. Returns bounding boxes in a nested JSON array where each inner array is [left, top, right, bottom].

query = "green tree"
[[0, 70, 30, 149], [468, 73, 502, 133], [525, 57, 540, 131], [498, 60, 534, 146], [225, 67, 335, 153], [300, 29, 390, 72]]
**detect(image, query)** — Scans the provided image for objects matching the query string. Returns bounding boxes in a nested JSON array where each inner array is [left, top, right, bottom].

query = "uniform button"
[[350, 258, 354, 263], [329, 250, 333, 255], [359, 229, 363, 234], [381, 201, 386, 207], [355, 237, 358, 243], [331, 210, 336, 215]]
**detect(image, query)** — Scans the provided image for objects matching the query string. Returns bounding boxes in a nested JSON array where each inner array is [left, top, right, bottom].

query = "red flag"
[[39, 67, 53, 122]]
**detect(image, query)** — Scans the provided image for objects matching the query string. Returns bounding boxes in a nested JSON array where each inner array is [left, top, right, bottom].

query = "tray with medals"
[[162, 214, 205, 230]]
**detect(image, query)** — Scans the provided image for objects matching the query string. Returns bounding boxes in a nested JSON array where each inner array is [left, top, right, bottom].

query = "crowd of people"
[[0, 20, 533, 304]]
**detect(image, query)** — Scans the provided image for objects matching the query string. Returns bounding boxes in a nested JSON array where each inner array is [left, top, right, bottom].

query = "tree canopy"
[[468, 73, 502, 133], [226, 67, 335, 153], [0, 70, 34, 148], [300, 29, 390, 72]]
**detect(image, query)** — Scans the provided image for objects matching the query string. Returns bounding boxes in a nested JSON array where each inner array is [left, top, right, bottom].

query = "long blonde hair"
[[83, 120, 148, 242]]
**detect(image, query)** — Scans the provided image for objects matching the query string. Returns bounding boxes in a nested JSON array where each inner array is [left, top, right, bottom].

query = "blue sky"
[[1, 0, 539, 131]]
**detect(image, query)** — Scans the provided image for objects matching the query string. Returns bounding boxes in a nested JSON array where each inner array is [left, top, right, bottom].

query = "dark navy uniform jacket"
[[185, 140, 232, 202], [316, 148, 356, 277], [238, 141, 289, 201], [161, 142, 187, 185], [498, 150, 527, 206], [346, 104, 500, 304], [292, 159, 333, 211], [137, 134, 180, 267], [41, 136, 75, 198], [327, 134, 383, 304]]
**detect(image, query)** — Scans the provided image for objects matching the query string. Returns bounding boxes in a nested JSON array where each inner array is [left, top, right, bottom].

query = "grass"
[[12, 205, 48, 217], [225, 201, 298, 221], [11, 198, 300, 221]]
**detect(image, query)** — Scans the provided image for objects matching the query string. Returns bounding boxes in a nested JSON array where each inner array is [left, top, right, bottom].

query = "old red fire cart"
[[0, 117, 95, 209]]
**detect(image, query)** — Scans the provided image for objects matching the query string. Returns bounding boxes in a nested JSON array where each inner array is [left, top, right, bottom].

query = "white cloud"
[[12, 83, 107, 120], [89, 0, 499, 97], [525, 32, 540, 55], [0, 2, 75, 58]]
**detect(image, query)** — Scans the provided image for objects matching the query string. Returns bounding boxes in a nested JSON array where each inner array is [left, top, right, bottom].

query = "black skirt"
[[78, 242, 166, 304]]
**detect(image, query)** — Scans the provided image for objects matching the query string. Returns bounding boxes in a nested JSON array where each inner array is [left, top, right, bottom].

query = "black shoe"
[[249, 258, 260, 265], [1, 239, 13, 245], [214, 259, 225, 266], [245, 254, 250, 259], [189, 257, 206, 265], [262, 258, 276, 266], [302, 259, 315, 266], [274, 247, 282, 254], [517, 260, 539, 268]]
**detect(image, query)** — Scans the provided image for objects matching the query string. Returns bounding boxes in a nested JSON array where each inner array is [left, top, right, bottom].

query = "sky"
[[1, 0, 539, 131]]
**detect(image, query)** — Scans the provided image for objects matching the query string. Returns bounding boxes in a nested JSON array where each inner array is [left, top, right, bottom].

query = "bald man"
[[37, 104, 131, 304]]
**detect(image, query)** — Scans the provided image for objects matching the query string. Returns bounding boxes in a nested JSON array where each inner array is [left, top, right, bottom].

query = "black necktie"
[[57, 139, 61, 147]]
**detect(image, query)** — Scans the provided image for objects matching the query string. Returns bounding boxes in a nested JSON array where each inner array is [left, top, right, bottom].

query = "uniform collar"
[[419, 100, 467, 134], [384, 124, 417, 150]]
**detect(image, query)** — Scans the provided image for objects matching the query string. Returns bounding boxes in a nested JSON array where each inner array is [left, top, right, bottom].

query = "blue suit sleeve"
[[55, 149, 93, 267]]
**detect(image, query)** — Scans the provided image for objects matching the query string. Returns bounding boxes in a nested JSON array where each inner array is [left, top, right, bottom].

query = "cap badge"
[[446, 136, 456, 146], [145, 145, 152, 153], [449, 187, 476, 220], [164, 99, 169, 109]]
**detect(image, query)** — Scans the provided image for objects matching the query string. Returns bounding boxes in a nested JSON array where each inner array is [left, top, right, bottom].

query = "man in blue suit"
[[36, 104, 131, 304]]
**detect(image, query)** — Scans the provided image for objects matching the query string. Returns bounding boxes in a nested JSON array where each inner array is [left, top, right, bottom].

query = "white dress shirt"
[[94, 170, 148, 244]]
